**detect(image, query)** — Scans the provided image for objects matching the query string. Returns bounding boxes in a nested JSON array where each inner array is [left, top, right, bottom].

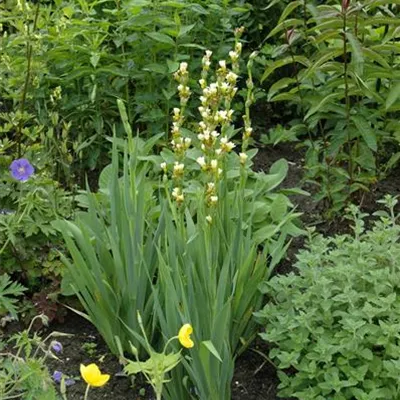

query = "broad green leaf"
[[304, 93, 342, 120], [346, 32, 364, 76], [145, 32, 175, 46], [351, 115, 377, 151]]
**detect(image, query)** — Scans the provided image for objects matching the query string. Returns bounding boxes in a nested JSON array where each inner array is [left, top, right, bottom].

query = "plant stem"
[[84, 385, 90, 400], [16, 1, 40, 157], [343, 8, 353, 186]]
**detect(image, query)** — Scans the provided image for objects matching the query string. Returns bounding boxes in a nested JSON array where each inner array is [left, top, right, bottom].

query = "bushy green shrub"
[[256, 0, 400, 214], [256, 196, 400, 400], [0, 0, 251, 172]]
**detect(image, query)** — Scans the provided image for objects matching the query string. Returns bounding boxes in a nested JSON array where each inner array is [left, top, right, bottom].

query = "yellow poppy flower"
[[178, 324, 194, 348], [80, 363, 110, 387]]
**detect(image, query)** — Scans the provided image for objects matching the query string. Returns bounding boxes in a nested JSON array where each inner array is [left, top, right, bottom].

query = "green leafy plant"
[[1, 0, 251, 174], [0, 314, 70, 400], [257, 0, 400, 214], [0, 274, 26, 319], [256, 195, 400, 399], [0, 158, 74, 289]]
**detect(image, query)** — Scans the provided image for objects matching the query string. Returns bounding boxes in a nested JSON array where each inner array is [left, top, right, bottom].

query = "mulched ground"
[[5, 140, 400, 400]]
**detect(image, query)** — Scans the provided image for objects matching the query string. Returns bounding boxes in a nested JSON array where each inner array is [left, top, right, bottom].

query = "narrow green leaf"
[[202, 340, 222, 362], [278, 1, 303, 25], [261, 56, 310, 82], [386, 81, 400, 110]]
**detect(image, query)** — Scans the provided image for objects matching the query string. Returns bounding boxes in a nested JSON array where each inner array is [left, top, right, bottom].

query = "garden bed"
[[42, 312, 287, 400], [5, 142, 400, 400]]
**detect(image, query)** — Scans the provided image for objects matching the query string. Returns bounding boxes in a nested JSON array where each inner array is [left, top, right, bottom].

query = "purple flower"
[[52, 371, 75, 386], [53, 370, 63, 383], [9, 158, 34, 182], [51, 341, 63, 353]]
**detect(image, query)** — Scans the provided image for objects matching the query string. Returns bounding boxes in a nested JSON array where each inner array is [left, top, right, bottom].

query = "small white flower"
[[206, 215, 213, 224], [235, 42, 242, 53], [226, 72, 238, 84], [244, 127, 253, 137], [219, 60, 226, 69], [220, 136, 228, 144], [205, 50, 213, 58], [220, 82, 230, 93], [179, 62, 188, 73], [215, 148, 222, 156], [199, 78, 206, 87], [229, 51, 239, 61], [184, 137, 192, 148], [210, 195, 218, 204], [174, 162, 185, 173], [210, 159, 218, 170], [207, 182, 215, 191], [239, 152, 248, 164], [173, 108, 180, 116], [196, 157, 206, 168], [160, 162, 167, 171], [172, 187, 184, 203], [211, 130, 219, 138], [198, 133, 205, 141]]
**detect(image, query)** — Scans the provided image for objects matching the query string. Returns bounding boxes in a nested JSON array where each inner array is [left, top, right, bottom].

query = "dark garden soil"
[[6, 141, 400, 400], [43, 312, 288, 400]]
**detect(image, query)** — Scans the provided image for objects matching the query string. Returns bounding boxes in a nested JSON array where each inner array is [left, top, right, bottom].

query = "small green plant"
[[0, 314, 70, 400], [121, 312, 193, 400], [256, 195, 400, 399], [81, 342, 98, 358]]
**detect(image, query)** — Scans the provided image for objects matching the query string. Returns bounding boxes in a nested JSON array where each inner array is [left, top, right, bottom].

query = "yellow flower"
[[178, 324, 194, 348], [80, 363, 110, 387]]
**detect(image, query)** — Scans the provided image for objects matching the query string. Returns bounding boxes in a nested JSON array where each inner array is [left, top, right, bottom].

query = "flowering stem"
[[84, 384, 90, 400]]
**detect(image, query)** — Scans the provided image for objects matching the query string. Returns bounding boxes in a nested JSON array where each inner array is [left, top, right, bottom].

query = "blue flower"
[[51, 341, 63, 353], [52, 370, 63, 383], [52, 370, 75, 386], [9, 158, 34, 182]]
